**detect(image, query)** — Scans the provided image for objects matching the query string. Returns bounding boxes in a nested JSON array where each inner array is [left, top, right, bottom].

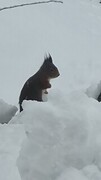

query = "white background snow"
[[0, 0, 101, 179]]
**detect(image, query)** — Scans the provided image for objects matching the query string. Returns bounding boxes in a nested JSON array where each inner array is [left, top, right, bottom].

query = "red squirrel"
[[19, 54, 60, 112]]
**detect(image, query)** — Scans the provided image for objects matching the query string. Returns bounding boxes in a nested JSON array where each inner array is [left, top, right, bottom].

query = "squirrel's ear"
[[48, 53, 53, 63], [44, 53, 53, 63]]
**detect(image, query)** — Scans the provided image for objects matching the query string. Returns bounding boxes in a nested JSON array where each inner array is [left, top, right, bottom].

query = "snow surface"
[[0, 124, 26, 180], [0, 0, 101, 180], [0, 99, 17, 123], [10, 90, 101, 180]]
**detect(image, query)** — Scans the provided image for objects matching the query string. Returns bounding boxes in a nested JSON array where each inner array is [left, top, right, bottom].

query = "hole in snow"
[[86, 81, 101, 102]]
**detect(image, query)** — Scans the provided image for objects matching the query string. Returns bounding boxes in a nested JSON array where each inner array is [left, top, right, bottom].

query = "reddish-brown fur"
[[19, 54, 60, 112]]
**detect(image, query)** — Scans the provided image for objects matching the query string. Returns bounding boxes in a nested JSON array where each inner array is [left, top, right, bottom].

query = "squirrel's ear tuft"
[[44, 53, 53, 63], [48, 53, 53, 63]]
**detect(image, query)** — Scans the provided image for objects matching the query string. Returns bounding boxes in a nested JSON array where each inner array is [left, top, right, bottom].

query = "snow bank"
[[57, 167, 88, 180], [57, 165, 101, 180], [10, 89, 101, 180], [0, 124, 26, 180], [0, 99, 18, 124]]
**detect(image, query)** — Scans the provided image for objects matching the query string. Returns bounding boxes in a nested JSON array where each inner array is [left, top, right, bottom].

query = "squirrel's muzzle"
[[56, 70, 60, 77], [52, 67, 60, 78]]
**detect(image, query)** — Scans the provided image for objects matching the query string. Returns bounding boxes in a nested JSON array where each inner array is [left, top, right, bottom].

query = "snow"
[[0, 124, 26, 180], [0, 0, 101, 180], [57, 167, 88, 180], [0, 99, 17, 123], [10, 90, 101, 180]]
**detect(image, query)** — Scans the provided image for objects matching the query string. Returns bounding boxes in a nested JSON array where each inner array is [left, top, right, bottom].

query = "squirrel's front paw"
[[48, 83, 51, 88], [44, 90, 48, 94]]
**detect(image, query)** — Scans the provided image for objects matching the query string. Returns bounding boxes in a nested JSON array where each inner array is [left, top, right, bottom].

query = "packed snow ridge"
[[1, 83, 101, 180]]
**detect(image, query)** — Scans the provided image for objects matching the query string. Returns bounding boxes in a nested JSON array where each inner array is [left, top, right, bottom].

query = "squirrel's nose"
[[57, 71, 60, 77]]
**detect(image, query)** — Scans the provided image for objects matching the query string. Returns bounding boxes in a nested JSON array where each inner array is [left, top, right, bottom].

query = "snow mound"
[[57, 165, 101, 180], [86, 81, 101, 100], [0, 99, 18, 124], [10, 90, 101, 180], [0, 124, 26, 180], [57, 167, 88, 180]]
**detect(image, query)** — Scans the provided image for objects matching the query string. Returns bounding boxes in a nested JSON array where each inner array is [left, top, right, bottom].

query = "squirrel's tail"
[[97, 93, 101, 102], [19, 103, 23, 112]]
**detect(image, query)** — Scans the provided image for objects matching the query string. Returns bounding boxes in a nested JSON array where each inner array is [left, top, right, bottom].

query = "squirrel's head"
[[41, 54, 60, 79]]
